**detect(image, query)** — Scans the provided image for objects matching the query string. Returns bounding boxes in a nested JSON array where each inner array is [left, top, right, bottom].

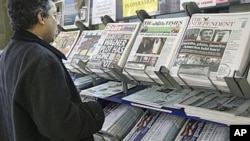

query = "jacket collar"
[[12, 30, 67, 60]]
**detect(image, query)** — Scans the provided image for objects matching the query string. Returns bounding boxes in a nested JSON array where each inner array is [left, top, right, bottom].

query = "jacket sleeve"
[[28, 61, 105, 140]]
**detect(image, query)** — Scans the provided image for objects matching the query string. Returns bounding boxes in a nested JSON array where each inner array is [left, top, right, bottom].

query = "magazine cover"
[[123, 17, 190, 84], [170, 12, 250, 92]]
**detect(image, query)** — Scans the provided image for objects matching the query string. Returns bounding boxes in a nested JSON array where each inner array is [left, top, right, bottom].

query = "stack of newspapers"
[[170, 12, 250, 93], [122, 16, 190, 84], [175, 90, 250, 125], [80, 81, 136, 98], [68, 30, 104, 74], [174, 119, 229, 141], [51, 30, 81, 73], [123, 109, 186, 141], [122, 86, 196, 109], [94, 103, 144, 141], [87, 22, 141, 80]]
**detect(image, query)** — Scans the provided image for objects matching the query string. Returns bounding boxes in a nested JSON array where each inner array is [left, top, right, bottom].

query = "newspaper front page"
[[170, 12, 250, 92], [68, 30, 103, 74], [123, 17, 190, 84], [51, 30, 80, 57], [87, 23, 141, 80]]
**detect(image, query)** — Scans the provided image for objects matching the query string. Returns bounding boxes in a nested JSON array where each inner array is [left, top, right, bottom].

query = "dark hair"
[[200, 29, 213, 36], [7, 0, 53, 30]]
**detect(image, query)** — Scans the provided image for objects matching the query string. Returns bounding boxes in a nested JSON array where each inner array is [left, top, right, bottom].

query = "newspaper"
[[122, 86, 193, 109], [175, 90, 250, 124], [101, 103, 144, 140], [196, 122, 229, 141], [174, 119, 206, 141], [51, 30, 81, 72], [175, 119, 229, 141], [176, 90, 250, 116], [141, 113, 186, 141], [87, 23, 141, 80], [51, 30, 80, 57], [170, 12, 250, 92], [123, 110, 161, 141], [80, 81, 136, 98], [123, 17, 190, 84], [68, 30, 103, 74]]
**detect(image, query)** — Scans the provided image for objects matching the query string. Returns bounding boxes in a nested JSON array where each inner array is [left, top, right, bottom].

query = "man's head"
[[199, 29, 213, 41], [216, 30, 227, 42], [7, 0, 58, 43], [143, 38, 150, 44], [149, 57, 157, 66]]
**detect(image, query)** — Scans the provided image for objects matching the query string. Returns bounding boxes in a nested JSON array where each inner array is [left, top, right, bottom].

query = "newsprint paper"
[[123, 17, 190, 84], [170, 12, 250, 92], [87, 23, 141, 80]]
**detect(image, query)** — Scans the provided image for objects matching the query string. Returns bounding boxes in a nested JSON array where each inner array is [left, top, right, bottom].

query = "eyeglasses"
[[48, 12, 62, 25]]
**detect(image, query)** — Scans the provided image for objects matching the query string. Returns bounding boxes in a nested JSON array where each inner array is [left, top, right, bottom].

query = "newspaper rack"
[[75, 60, 108, 86], [85, 60, 135, 94], [85, 60, 117, 80], [182, 1, 201, 17], [154, 66, 182, 89], [123, 61, 162, 86], [108, 62, 139, 94], [177, 64, 220, 92], [224, 70, 250, 98], [75, 60, 96, 76], [108, 62, 135, 84], [181, 1, 250, 98]]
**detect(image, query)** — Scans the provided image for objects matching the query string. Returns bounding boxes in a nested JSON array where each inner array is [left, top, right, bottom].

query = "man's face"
[[201, 30, 213, 41], [217, 31, 226, 38], [45, 1, 58, 42], [150, 57, 157, 66]]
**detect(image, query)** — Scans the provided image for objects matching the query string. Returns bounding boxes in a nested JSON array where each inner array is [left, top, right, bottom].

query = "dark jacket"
[[0, 30, 105, 141]]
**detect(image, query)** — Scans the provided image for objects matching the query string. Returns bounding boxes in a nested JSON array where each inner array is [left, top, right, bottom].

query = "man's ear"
[[37, 12, 45, 25]]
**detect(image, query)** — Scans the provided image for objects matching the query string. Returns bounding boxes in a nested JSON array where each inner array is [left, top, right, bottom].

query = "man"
[[199, 29, 213, 41], [0, 0, 104, 141], [214, 30, 229, 42], [136, 37, 152, 54], [148, 57, 158, 66]]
